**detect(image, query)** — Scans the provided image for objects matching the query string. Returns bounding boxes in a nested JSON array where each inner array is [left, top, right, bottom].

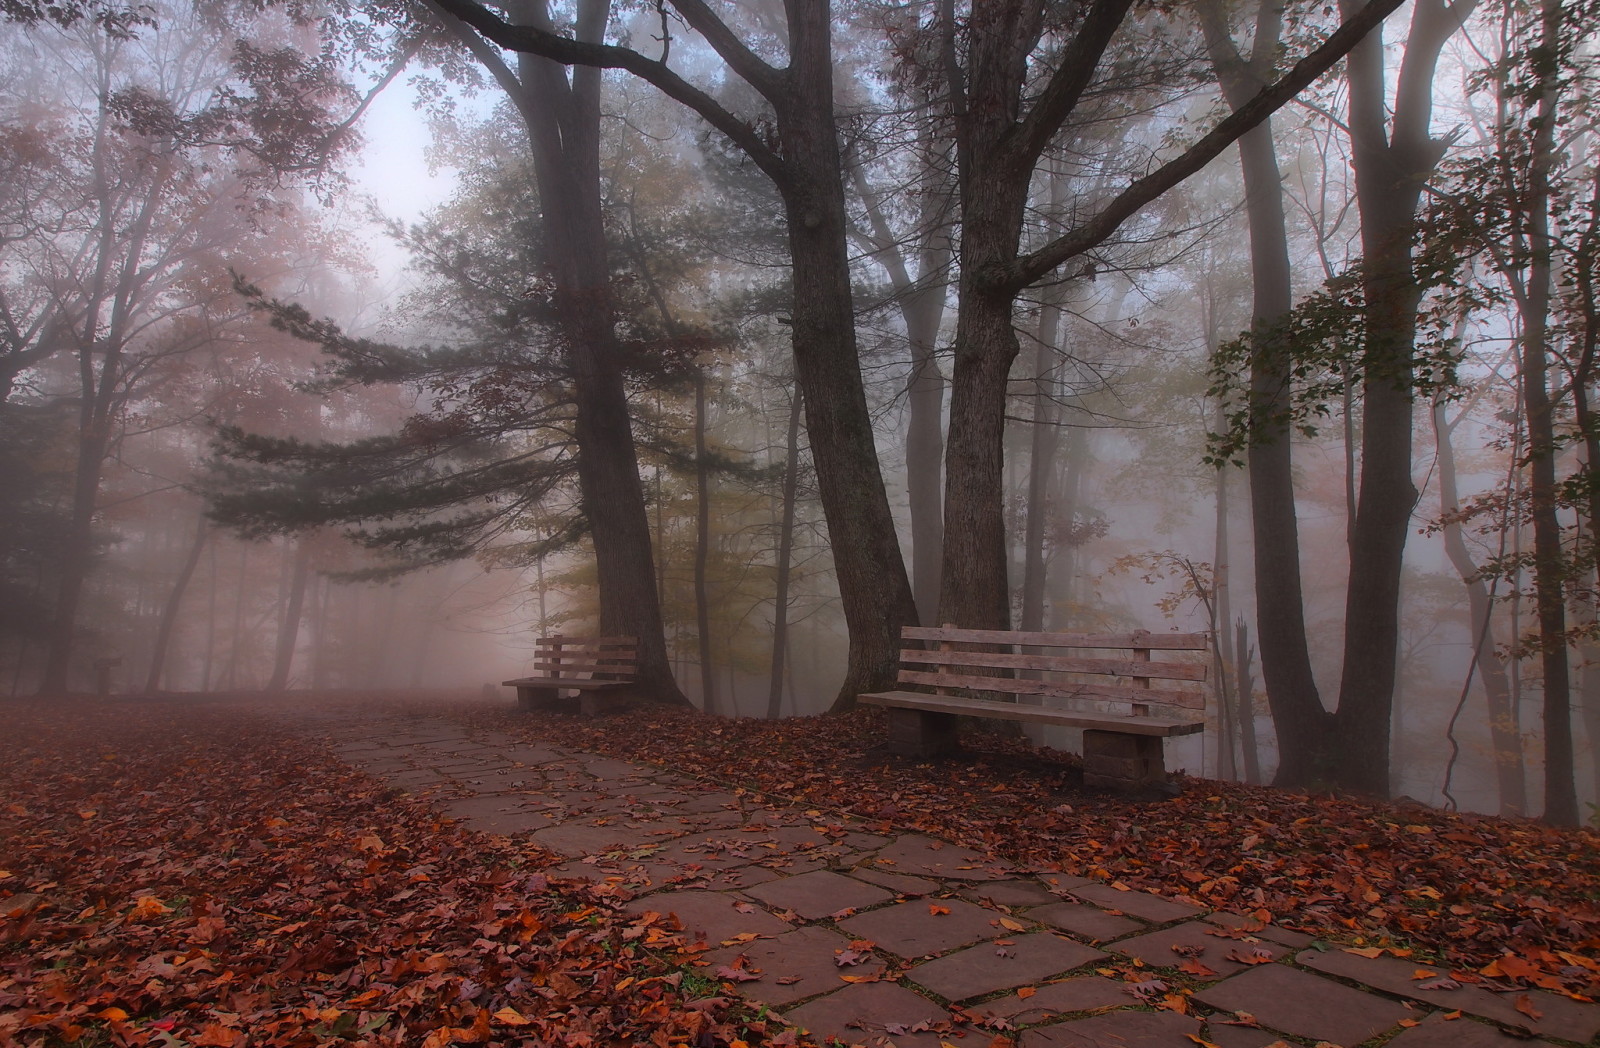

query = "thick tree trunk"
[[266, 539, 312, 693], [1520, 0, 1577, 826], [144, 512, 207, 694], [767, 389, 802, 720], [942, 283, 1027, 630], [768, 14, 919, 709], [497, 6, 688, 705], [1332, 0, 1472, 798]]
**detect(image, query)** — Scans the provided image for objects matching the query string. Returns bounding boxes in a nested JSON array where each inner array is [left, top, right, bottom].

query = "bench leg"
[[886, 707, 959, 757], [516, 685, 560, 712], [1082, 731, 1165, 790]]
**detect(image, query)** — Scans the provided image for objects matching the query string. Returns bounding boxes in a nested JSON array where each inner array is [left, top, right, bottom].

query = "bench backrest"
[[897, 625, 1208, 716], [535, 635, 639, 681]]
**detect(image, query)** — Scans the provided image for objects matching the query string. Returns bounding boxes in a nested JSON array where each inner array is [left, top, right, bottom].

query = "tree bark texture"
[[770, 6, 920, 710]]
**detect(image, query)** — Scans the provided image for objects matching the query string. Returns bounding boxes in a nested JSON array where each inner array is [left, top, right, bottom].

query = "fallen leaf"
[[929, 904, 951, 916], [714, 964, 762, 983], [129, 895, 172, 920], [1514, 995, 1543, 1022]]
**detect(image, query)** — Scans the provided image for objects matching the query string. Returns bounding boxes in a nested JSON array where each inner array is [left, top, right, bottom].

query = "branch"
[[666, 0, 784, 99], [1009, 0, 1407, 292], [1012, 0, 1138, 164], [425, 0, 790, 189]]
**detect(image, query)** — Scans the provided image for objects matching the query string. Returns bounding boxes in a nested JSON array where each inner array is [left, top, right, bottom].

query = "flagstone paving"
[[281, 705, 1600, 1048]]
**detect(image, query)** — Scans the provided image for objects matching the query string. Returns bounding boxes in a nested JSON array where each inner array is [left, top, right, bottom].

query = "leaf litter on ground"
[[0, 700, 779, 1047], [415, 693, 1600, 998]]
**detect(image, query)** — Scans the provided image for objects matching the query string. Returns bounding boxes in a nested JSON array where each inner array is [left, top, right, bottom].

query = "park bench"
[[859, 626, 1208, 790], [503, 635, 638, 715]]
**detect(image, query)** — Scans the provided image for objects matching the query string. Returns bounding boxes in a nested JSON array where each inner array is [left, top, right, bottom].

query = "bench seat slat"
[[895, 669, 1206, 710], [530, 658, 638, 672], [903, 626, 1208, 650], [503, 677, 630, 690], [899, 647, 1206, 682], [860, 690, 1203, 737]]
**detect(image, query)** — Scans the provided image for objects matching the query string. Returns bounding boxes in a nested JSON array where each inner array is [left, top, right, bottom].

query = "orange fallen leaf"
[[1016, 986, 1036, 999], [129, 896, 172, 920], [929, 904, 951, 916], [1343, 946, 1385, 959]]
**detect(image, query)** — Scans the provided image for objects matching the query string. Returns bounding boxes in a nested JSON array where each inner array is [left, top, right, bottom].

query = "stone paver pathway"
[[280, 706, 1600, 1048]]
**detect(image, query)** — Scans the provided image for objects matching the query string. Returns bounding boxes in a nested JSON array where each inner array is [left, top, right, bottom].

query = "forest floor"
[[2, 690, 1598, 1048]]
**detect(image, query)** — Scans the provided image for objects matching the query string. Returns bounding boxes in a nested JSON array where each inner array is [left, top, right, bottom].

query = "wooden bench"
[[504, 635, 638, 715], [860, 626, 1208, 790]]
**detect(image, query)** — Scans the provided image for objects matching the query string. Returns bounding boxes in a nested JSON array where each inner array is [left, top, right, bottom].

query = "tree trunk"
[[143, 511, 208, 694], [693, 368, 716, 714], [1331, 0, 1473, 798], [772, 10, 921, 710], [492, 4, 688, 705], [1518, 0, 1577, 825], [1213, 457, 1238, 781], [37, 417, 110, 693], [851, 160, 951, 625], [767, 388, 803, 720], [267, 539, 312, 693], [1433, 400, 1527, 815], [1196, 0, 1336, 784], [1234, 618, 1263, 783], [1021, 267, 1066, 634]]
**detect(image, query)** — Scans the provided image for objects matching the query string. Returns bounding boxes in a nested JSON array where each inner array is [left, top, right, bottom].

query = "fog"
[[2, 0, 1594, 825]]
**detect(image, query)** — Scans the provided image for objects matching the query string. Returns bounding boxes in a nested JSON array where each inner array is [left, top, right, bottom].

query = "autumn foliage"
[[0, 700, 768, 1047]]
